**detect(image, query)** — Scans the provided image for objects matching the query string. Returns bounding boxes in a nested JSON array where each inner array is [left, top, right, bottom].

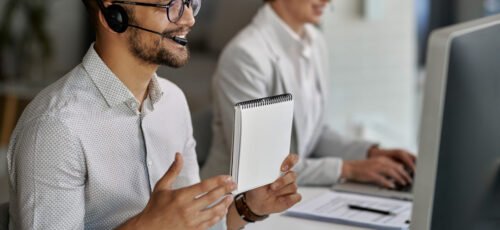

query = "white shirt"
[[263, 5, 324, 160], [7, 45, 225, 230]]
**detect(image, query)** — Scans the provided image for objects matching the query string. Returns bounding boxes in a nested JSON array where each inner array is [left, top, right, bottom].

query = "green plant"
[[0, 0, 53, 81]]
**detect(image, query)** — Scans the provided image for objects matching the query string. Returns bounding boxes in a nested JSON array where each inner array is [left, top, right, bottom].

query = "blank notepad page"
[[233, 94, 294, 194]]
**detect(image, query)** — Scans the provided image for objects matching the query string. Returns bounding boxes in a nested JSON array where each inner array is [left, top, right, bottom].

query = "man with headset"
[[6, 0, 301, 229]]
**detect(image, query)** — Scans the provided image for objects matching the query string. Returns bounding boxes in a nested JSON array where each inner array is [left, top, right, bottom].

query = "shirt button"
[[147, 160, 152, 167], [130, 101, 137, 108]]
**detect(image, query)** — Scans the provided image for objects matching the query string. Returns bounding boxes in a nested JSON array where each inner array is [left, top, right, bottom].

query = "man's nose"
[[175, 2, 196, 27]]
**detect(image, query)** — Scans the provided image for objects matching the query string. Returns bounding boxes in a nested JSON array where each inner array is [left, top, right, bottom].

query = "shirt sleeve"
[[208, 218, 227, 230], [293, 125, 375, 186], [293, 157, 343, 186], [8, 116, 86, 229], [312, 125, 374, 161]]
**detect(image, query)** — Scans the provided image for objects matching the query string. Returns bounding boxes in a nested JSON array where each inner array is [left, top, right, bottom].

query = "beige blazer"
[[201, 5, 373, 185]]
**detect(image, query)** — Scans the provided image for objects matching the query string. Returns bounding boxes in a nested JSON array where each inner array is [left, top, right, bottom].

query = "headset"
[[95, 0, 188, 46]]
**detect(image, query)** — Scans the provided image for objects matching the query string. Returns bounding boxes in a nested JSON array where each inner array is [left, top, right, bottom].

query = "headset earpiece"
[[104, 4, 128, 33], [97, 0, 129, 33]]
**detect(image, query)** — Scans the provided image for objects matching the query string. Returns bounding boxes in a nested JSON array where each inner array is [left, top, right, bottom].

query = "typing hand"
[[244, 154, 302, 216], [120, 153, 235, 230], [342, 157, 413, 189], [367, 147, 417, 173]]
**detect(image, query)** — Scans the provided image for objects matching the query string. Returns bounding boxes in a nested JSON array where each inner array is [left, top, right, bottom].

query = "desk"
[[245, 187, 368, 230]]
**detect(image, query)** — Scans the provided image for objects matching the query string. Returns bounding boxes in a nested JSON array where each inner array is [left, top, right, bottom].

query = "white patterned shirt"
[[6, 45, 226, 230]]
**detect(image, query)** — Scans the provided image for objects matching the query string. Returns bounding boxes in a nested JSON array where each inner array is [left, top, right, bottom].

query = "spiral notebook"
[[230, 94, 294, 194]]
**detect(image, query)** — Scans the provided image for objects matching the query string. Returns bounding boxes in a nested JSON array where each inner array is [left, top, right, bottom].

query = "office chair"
[[0, 202, 8, 230]]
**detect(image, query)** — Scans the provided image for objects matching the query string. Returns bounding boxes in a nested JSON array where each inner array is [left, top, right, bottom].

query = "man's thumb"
[[155, 152, 183, 191]]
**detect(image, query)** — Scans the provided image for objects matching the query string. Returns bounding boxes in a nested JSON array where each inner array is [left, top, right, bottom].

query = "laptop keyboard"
[[394, 183, 413, 192], [391, 167, 414, 192]]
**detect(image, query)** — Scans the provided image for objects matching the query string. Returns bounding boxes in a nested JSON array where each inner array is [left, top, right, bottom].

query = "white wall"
[[322, 0, 418, 150]]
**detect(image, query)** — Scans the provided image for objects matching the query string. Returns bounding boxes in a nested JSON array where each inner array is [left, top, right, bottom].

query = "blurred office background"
[[1, 0, 499, 204]]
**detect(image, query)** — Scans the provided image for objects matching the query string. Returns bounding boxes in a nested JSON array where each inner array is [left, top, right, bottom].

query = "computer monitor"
[[411, 15, 500, 229]]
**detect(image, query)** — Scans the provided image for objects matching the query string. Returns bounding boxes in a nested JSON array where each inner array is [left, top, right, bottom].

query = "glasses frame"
[[111, 0, 196, 23]]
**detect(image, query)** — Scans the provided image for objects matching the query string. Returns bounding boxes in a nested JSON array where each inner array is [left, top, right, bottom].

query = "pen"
[[347, 204, 394, 215]]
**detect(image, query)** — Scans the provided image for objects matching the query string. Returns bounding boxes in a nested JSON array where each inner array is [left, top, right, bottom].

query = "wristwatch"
[[234, 193, 269, 223]]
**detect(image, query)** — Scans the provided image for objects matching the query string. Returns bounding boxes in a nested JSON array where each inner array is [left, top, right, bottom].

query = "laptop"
[[331, 181, 413, 201]]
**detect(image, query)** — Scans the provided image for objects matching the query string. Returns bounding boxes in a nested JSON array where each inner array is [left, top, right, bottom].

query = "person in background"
[[6, 0, 301, 229], [202, 0, 416, 189]]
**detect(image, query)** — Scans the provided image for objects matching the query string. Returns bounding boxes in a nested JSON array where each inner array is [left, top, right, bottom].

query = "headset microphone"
[[172, 36, 188, 46], [128, 25, 189, 46]]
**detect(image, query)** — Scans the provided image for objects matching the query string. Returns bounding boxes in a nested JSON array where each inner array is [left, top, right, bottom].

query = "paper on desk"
[[285, 191, 412, 230]]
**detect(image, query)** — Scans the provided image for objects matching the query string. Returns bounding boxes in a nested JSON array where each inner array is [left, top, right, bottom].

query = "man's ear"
[[97, 2, 125, 34], [97, 9, 115, 33]]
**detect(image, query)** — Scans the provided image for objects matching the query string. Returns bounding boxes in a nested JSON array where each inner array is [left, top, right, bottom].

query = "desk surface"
[[245, 187, 368, 230]]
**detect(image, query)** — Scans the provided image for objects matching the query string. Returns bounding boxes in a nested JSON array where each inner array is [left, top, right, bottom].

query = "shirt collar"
[[148, 73, 163, 105], [262, 4, 315, 59], [82, 44, 164, 109]]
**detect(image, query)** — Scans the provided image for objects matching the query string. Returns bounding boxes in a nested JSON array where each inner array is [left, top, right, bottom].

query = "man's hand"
[[244, 154, 302, 216], [342, 147, 417, 189], [120, 153, 236, 230]]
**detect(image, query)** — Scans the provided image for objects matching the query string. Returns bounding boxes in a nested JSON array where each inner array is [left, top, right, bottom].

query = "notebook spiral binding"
[[236, 93, 293, 109]]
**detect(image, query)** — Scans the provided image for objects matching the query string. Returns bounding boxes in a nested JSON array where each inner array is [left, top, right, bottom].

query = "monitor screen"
[[412, 14, 500, 230]]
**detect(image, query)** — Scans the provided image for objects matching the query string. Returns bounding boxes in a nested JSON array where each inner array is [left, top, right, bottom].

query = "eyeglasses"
[[111, 0, 201, 23]]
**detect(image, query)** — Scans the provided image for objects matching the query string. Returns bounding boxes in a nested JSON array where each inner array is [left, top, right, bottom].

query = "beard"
[[127, 22, 190, 68]]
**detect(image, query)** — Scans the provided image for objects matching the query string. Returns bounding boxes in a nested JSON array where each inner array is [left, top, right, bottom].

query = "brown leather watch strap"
[[234, 193, 269, 223]]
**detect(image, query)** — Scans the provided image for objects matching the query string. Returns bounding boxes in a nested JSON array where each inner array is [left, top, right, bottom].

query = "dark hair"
[[82, 0, 98, 28]]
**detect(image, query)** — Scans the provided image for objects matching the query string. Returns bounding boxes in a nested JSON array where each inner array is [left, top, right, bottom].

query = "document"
[[230, 94, 294, 194], [286, 191, 412, 230]]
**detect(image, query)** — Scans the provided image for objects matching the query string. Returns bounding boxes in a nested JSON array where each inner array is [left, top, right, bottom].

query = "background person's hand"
[[120, 153, 236, 230], [367, 146, 417, 172], [342, 156, 413, 189], [244, 154, 302, 216]]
